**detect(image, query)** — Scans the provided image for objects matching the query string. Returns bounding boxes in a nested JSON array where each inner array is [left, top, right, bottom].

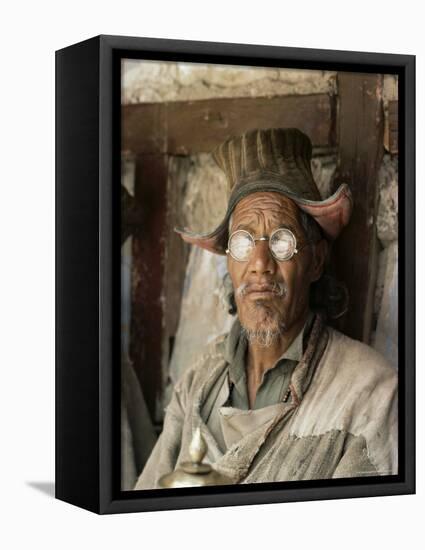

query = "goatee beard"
[[240, 325, 283, 348], [235, 281, 289, 347]]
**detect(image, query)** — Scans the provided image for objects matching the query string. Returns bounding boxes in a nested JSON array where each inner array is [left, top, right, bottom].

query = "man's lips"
[[246, 283, 276, 293], [243, 283, 284, 299]]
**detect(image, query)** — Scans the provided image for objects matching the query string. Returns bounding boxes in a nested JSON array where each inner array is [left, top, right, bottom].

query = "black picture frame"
[[56, 34, 415, 514]]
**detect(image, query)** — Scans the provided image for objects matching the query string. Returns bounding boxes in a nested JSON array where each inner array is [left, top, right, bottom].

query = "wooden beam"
[[122, 103, 167, 154], [388, 100, 398, 155], [122, 94, 334, 155], [130, 154, 168, 422], [158, 157, 191, 420], [163, 157, 191, 340], [121, 185, 143, 244], [331, 73, 385, 343]]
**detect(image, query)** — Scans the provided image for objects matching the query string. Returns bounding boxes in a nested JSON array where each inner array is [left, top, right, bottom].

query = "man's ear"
[[310, 239, 328, 282]]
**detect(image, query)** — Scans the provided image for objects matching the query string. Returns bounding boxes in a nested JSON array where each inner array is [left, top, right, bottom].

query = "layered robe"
[[134, 316, 397, 489]]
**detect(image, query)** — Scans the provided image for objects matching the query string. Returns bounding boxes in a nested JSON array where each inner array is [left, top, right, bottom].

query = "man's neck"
[[245, 311, 309, 405]]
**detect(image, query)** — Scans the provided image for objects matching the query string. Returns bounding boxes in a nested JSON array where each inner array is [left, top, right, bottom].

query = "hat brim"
[[175, 183, 353, 255]]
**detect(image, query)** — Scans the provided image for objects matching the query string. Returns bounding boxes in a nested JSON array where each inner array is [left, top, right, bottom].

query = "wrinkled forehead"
[[231, 192, 302, 232]]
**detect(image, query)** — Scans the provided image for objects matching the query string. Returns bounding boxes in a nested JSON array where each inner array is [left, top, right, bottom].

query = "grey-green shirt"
[[227, 322, 304, 410], [201, 313, 313, 452]]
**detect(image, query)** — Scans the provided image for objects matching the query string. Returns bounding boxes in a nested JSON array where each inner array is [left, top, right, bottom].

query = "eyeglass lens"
[[228, 229, 296, 262]]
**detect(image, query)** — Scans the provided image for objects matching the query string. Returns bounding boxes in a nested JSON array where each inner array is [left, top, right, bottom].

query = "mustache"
[[235, 281, 287, 298]]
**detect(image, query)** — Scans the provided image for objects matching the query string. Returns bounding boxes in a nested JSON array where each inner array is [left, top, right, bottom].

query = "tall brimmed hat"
[[176, 128, 353, 254]]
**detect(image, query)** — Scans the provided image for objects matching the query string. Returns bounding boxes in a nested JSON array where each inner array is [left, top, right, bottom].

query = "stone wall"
[[372, 155, 398, 368], [122, 59, 336, 103]]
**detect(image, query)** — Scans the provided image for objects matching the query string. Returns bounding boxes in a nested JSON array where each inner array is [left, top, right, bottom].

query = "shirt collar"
[[224, 311, 314, 384]]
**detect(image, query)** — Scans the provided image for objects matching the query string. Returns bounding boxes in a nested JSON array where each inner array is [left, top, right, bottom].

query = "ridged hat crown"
[[213, 127, 322, 202]]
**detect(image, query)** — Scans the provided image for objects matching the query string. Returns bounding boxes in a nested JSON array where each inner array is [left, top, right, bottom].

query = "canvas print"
[[119, 59, 398, 491]]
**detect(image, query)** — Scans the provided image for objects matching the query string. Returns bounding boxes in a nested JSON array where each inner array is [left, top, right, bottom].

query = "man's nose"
[[248, 240, 276, 275]]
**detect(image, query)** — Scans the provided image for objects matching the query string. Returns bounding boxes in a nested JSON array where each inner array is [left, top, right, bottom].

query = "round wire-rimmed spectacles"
[[226, 228, 311, 262]]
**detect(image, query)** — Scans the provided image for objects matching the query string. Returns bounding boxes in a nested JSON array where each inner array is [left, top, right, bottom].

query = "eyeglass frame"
[[225, 227, 312, 262]]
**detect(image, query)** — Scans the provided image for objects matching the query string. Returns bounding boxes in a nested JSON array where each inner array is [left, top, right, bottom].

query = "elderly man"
[[135, 128, 397, 489]]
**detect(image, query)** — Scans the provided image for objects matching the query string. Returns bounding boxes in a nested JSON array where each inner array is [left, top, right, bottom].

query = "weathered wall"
[[122, 59, 336, 103], [372, 155, 398, 368]]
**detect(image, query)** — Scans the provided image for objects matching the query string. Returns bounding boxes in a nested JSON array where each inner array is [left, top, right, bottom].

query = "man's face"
[[227, 192, 324, 344]]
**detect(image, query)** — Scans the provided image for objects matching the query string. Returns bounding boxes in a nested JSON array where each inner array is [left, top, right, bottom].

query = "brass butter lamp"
[[159, 427, 233, 488]]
